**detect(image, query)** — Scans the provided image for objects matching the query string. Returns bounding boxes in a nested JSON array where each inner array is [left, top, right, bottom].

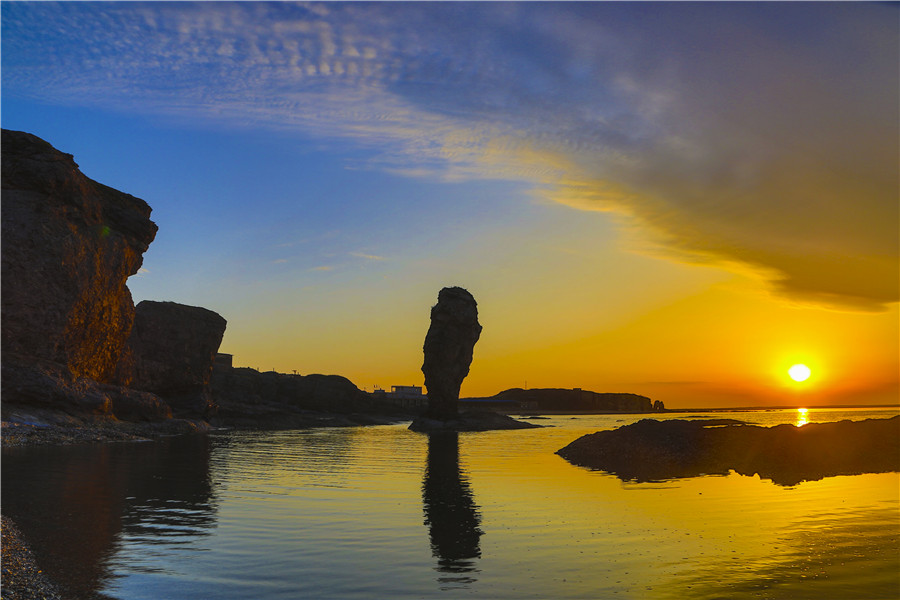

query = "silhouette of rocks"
[[557, 417, 900, 486], [409, 411, 542, 432], [486, 387, 656, 413], [116, 301, 226, 418], [421, 287, 482, 421], [209, 366, 402, 429], [1, 129, 157, 383]]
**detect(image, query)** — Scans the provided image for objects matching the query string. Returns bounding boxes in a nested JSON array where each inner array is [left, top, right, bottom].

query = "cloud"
[[349, 252, 385, 261], [4, 2, 896, 310]]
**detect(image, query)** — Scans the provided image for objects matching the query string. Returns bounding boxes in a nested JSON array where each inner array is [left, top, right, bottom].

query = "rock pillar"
[[421, 287, 482, 421]]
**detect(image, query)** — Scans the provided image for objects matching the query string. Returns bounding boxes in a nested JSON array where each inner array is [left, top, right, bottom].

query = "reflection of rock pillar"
[[422, 432, 482, 573], [421, 287, 482, 421]]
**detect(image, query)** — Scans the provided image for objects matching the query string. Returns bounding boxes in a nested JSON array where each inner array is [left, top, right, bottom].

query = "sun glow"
[[788, 364, 811, 382]]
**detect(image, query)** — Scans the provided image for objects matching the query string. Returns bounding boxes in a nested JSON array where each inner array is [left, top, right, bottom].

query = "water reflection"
[[1, 436, 217, 599], [422, 432, 483, 589], [796, 408, 809, 427]]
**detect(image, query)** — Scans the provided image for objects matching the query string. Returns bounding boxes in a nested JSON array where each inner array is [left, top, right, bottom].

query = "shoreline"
[[1, 516, 63, 600]]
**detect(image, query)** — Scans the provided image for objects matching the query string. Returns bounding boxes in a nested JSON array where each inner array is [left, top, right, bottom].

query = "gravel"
[[1, 516, 62, 600]]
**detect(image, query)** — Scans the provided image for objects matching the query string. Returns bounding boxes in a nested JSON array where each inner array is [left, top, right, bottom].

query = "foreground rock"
[[557, 417, 900, 486], [409, 411, 543, 432], [116, 301, 227, 418], [421, 287, 482, 421], [1, 129, 157, 383]]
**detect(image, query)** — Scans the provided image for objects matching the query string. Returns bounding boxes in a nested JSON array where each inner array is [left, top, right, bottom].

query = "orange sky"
[[4, 3, 897, 408]]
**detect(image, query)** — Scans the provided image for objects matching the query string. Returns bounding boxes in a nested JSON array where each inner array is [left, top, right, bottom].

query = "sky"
[[2, 2, 897, 408]]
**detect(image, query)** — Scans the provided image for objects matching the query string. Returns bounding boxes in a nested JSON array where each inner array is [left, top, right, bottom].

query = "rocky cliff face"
[[1, 129, 157, 382], [116, 301, 227, 418], [421, 287, 482, 421]]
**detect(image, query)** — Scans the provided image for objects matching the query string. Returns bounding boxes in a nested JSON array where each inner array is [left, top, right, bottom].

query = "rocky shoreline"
[[1, 516, 63, 600]]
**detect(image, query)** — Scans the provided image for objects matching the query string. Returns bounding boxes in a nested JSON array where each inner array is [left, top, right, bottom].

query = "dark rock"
[[421, 287, 482, 421], [490, 387, 654, 413], [208, 365, 401, 429], [1, 129, 157, 383], [1, 353, 172, 422], [557, 417, 900, 486], [409, 411, 543, 432], [116, 301, 226, 418]]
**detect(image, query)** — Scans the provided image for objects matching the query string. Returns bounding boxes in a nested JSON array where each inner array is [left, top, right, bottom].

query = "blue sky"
[[3, 2, 897, 405]]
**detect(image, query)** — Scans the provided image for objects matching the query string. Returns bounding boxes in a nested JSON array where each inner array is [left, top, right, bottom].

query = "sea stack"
[[421, 287, 482, 421]]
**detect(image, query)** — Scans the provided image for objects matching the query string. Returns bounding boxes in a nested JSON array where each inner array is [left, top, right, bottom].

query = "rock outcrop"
[[115, 301, 226, 418], [1, 129, 157, 382], [421, 287, 482, 421], [209, 365, 405, 429], [557, 417, 900, 486], [486, 388, 655, 413], [409, 411, 542, 432], [1, 129, 222, 427]]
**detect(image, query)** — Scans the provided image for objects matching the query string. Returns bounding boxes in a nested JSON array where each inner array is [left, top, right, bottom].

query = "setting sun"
[[788, 364, 812, 382]]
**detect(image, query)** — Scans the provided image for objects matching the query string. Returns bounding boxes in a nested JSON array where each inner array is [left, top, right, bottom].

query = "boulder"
[[116, 301, 226, 418], [1, 129, 157, 382], [421, 287, 482, 421]]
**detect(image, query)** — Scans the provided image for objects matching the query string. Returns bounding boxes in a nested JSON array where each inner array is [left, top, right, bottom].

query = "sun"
[[788, 364, 811, 382]]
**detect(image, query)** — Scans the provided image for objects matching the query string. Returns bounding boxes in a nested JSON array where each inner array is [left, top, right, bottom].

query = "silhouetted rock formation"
[[557, 417, 900, 486], [1, 129, 157, 382], [115, 301, 227, 418], [209, 365, 402, 429], [409, 411, 542, 432], [421, 287, 482, 421], [487, 387, 655, 413], [422, 432, 482, 584]]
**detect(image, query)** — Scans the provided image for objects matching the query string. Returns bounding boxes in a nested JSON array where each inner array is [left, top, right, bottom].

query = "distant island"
[[461, 387, 664, 414]]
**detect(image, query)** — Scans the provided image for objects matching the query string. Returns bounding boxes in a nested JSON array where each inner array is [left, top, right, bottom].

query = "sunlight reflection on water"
[[1, 408, 897, 599]]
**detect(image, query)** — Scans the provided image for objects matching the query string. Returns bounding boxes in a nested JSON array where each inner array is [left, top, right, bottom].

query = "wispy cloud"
[[349, 252, 385, 261], [4, 2, 896, 310]]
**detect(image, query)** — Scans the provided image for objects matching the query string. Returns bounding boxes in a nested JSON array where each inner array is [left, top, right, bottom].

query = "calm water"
[[2, 408, 898, 599]]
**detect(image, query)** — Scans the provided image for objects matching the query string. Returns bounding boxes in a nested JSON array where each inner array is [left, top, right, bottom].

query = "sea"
[[2, 407, 898, 599]]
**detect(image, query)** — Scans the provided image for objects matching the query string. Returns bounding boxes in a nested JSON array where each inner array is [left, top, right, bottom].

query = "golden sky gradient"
[[3, 3, 897, 407]]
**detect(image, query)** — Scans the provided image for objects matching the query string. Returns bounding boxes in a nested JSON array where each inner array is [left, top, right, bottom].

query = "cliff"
[[1, 129, 157, 382], [115, 301, 227, 418], [557, 417, 900, 486], [0, 130, 222, 426]]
